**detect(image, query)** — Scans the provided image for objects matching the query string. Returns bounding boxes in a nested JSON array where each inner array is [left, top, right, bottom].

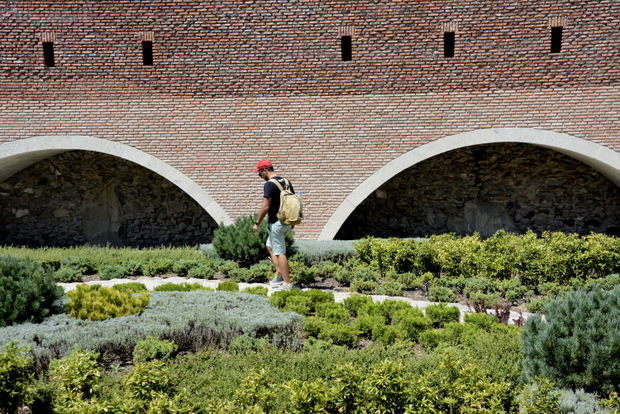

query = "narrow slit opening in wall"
[[444, 32, 455, 58], [43, 42, 55, 67], [142, 41, 153, 65], [551, 26, 562, 53], [341, 36, 352, 61]]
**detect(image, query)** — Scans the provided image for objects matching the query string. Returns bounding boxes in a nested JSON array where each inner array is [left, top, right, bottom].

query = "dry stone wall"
[[0, 152, 217, 247], [337, 144, 620, 239]]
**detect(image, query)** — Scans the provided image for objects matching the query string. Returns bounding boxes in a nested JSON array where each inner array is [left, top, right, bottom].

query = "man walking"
[[252, 159, 295, 289]]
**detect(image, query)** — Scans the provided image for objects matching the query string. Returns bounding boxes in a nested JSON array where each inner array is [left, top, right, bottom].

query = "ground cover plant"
[[2, 228, 620, 412]]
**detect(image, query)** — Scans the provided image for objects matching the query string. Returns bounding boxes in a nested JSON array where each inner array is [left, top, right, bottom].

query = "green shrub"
[[213, 259, 239, 275], [133, 336, 178, 363], [172, 259, 202, 276], [317, 323, 360, 347], [60, 256, 96, 275], [316, 303, 351, 325], [248, 260, 276, 282], [311, 261, 342, 281], [53, 267, 83, 283], [98, 264, 130, 280], [290, 262, 316, 287], [522, 286, 620, 394], [464, 312, 498, 331], [0, 341, 34, 413], [378, 299, 413, 324], [333, 268, 353, 286], [343, 293, 374, 317], [187, 263, 216, 279], [353, 313, 386, 338], [394, 315, 432, 342], [350, 279, 378, 294], [213, 214, 294, 267], [0, 256, 64, 327], [228, 267, 254, 283], [154, 282, 212, 292], [65, 284, 150, 321], [112, 282, 148, 294], [425, 303, 461, 328], [303, 289, 335, 313], [375, 280, 406, 297], [419, 329, 442, 350], [141, 259, 173, 276], [282, 295, 313, 316], [517, 377, 561, 414], [242, 286, 268, 296], [303, 316, 328, 338], [217, 281, 239, 292], [429, 286, 456, 303], [48, 346, 102, 412]]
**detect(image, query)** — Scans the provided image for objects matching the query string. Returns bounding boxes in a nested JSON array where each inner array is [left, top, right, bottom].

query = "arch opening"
[[0, 136, 231, 247], [323, 128, 620, 240]]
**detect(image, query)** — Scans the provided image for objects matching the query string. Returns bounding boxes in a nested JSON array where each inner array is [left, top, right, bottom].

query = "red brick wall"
[[1, 0, 618, 239]]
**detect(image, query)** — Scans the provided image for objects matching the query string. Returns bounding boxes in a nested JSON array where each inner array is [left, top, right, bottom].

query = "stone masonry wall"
[[0, 152, 217, 247], [337, 144, 620, 239], [0, 1, 618, 241]]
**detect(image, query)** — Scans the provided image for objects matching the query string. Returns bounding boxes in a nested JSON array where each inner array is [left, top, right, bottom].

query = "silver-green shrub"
[[0, 291, 303, 374]]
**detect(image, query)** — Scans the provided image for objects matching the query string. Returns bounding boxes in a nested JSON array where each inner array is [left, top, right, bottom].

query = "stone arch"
[[320, 128, 620, 240], [0, 135, 232, 226]]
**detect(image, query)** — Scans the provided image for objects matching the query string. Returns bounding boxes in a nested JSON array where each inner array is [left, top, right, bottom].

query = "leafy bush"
[[316, 303, 351, 325], [429, 286, 456, 303], [522, 286, 620, 394], [212, 214, 294, 267], [111, 282, 148, 294], [228, 267, 254, 283], [154, 282, 212, 292], [187, 263, 216, 279], [290, 262, 316, 287], [172, 259, 202, 276], [343, 293, 374, 317], [311, 261, 342, 281], [317, 323, 360, 347], [98, 264, 130, 280], [133, 336, 178, 363], [53, 267, 83, 283], [60, 256, 96, 275], [217, 281, 239, 292], [141, 259, 173, 276], [242, 286, 268, 296], [350, 279, 378, 294], [0, 341, 33, 413], [65, 284, 150, 321], [375, 280, 406, 296], [0, 256, 63, 327], [425, 303, 461, 328], [464, 312, 498, 331], [48, 346, 103, 412], [282, 295, 313, 316]]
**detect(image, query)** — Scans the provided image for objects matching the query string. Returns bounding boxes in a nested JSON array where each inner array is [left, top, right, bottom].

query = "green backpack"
[[269, 178, 303, 226]]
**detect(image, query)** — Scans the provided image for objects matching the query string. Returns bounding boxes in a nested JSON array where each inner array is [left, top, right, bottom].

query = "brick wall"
[[0, 0, 618, 240]]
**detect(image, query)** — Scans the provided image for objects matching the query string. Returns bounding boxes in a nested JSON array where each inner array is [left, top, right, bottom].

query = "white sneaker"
[[269, 275, 284, 285]]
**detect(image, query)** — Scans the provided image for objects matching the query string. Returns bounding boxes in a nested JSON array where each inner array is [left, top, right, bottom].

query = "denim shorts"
[[266, 221, 292, 256]]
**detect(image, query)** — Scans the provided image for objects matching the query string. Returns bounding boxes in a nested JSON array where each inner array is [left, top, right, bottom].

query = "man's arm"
[[253, 196, 271, 233]]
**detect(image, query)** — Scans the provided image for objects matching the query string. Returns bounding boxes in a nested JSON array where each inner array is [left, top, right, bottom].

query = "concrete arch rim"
[[0, 135, 232, 226], [319, 127, 620, 240]]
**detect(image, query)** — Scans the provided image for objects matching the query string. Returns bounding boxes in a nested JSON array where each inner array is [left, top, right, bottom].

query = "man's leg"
[[275, 254, 290, 285]]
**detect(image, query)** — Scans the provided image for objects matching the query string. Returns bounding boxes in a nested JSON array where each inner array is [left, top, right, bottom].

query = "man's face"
[[258, 169, 268, 181]]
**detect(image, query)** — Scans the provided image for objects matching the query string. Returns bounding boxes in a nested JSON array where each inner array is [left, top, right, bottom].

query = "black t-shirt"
[[264, 176, 295, 223]]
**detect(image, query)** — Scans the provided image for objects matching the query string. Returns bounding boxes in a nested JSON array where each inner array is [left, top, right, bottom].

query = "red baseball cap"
[[253, 159, 272, 172]]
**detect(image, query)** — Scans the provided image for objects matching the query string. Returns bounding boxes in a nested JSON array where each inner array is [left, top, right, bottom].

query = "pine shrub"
[[425, 303, 461, 328], [522, 286, 620, 394], [217, 281, 239, 292], [212, 214, 294, 268], [0, 255, 64, 327]]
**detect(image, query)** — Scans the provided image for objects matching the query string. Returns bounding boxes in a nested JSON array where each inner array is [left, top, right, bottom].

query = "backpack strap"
[[269, 177, 289, 191]]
